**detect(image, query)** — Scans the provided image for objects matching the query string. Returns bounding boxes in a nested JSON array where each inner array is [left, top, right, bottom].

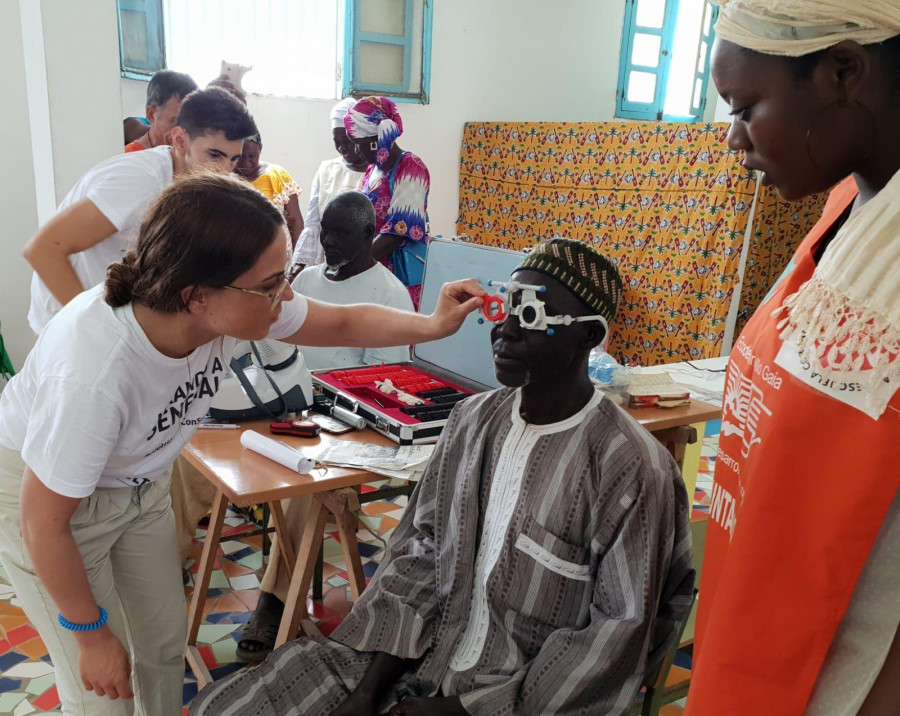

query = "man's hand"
[[426, 279, 486, 340], [330, 690, 378, 716], [388, 696, 466, 716], [77, 626, 134, 700]]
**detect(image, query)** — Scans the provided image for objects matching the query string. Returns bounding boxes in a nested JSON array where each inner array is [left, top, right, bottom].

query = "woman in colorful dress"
[[688, 2, 900, 715], [236, 133, 305, 248], [344, 96, 430, 308]]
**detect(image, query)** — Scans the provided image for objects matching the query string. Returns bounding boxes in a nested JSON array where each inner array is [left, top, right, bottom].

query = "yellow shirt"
[[251, 164, 302, 209]]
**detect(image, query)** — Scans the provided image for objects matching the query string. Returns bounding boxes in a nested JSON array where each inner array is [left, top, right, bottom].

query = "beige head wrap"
[[712, 0, 900, 56]]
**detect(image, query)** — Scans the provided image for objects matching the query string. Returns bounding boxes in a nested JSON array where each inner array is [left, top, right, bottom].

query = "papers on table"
[[315, 443, 435, 482], [631, 356, 728, 408], [627, 373, 691, 409]]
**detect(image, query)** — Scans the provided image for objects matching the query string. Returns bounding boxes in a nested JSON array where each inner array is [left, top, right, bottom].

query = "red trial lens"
[[481, 295, 507, 322]]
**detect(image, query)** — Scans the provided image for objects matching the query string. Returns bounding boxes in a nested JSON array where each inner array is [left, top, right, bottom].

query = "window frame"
[[615, 0, 718, 122], [342, 0, 434, 105], [116, 0, 434, 105], [116, 0, 166, 80]]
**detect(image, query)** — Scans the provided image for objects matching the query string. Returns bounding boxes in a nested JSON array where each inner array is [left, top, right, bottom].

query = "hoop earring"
[[805, 99, 876, 171]]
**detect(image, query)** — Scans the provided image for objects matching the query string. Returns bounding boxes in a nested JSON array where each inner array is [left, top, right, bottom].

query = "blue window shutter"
[[342, 0, 355, 98], [116, 0, 165, 77], [688, 2, 719, 119], [349, 0, 413, 96], [345, 0, 431, 103], [616, 0, 680, 121]]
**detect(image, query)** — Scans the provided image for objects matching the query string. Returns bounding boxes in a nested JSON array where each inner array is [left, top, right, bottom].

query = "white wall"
[[39, 0, 124, 202], [123, 0, 631, 238], [0, 1, 39, 369], [1, 0, 124, 369]]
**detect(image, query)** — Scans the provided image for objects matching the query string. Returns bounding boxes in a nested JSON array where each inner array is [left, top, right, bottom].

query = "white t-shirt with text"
[[0, 286, 308, 497], [292, 262, 412, 369], [28, 146, 175, 334]]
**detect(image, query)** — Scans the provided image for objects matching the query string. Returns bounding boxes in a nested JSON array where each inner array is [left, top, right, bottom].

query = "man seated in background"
[[232, 190, 413, 662], [293, 191, 414, 369], [192, 239, 694, 716], [124, 69, 198, 152]]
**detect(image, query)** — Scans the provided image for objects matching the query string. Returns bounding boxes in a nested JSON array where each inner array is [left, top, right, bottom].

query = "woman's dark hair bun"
[[104, 251, 138, 308]]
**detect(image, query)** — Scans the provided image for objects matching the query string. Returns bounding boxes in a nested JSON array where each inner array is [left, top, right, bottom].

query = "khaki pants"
[[0, 445, 186, 716], [169, 456, 217, 562], [258, 495, 314, 603]]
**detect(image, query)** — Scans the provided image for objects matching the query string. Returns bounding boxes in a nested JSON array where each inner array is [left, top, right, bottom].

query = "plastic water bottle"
[[588, 348, 623, 385]]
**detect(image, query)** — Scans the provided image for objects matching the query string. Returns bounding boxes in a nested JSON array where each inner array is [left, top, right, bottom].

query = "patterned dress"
[[190, 388, 694, 716], [362, 152, 430, 309]]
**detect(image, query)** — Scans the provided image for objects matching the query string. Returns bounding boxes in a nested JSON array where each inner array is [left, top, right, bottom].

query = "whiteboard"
[[415, 238, 524, 390]]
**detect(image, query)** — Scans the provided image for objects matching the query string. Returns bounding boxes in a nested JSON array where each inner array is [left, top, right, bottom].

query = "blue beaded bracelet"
[[58, 606, 108, 632]]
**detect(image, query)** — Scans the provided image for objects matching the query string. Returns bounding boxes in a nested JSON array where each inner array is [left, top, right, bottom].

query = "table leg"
[[275, 501, 329, 647], [312, 548, 324, 601], [269, 500, 296, 582], [334, 503, 367, 601], [652, 426, 697, 472], [185, 489, 229, 689]]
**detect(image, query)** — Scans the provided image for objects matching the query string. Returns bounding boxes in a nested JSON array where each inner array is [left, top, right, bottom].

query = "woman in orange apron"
[[689, 2, 900, 714]]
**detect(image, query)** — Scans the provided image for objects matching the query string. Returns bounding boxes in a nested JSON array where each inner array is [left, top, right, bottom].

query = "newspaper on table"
[[314, 442, 435, 482]]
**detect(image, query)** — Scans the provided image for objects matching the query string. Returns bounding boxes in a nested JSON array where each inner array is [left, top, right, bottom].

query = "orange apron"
[[687, 177, 900, 715]]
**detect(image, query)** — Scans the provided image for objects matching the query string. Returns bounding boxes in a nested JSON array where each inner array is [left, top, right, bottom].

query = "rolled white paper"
[[241, 430, 316, 474]]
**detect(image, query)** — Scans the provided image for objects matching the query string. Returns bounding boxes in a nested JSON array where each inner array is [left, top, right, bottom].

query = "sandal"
[[236, 592, 285, 662]]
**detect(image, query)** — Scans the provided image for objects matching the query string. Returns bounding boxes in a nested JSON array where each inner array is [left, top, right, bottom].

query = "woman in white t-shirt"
[[0, 173, 484, 715]]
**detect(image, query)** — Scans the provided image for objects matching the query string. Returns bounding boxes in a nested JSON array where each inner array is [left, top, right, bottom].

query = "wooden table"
[[183, 398, 720, 687], [628, 398, 720, 468], [181, 422, 395, 687]]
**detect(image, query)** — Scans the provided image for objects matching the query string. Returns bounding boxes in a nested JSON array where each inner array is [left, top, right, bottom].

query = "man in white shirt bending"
[[24, 86, 258, 334], [292, 190, 413, 370]]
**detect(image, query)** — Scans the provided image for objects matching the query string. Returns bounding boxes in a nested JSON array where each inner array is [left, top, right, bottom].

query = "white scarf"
[[773, 169, 900, 407], [712, 0, 900, 56]]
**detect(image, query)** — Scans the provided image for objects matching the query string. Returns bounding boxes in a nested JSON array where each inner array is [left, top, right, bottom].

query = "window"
[[115, 0, 433, 103], [616, 0, 718, 121], [343, 0, 433, 103], [116, 0, 165, 76]]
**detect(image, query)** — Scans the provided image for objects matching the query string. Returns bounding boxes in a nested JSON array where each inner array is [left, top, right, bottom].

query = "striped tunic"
[[190, 388, 694, 715]]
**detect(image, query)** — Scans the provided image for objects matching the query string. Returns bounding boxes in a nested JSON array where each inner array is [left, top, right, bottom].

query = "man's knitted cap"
[[516, 238, 623, 324]]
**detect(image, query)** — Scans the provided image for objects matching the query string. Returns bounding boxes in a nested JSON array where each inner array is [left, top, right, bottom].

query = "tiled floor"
[[0, 429, 718, 714], [0, 479, 408, 714]]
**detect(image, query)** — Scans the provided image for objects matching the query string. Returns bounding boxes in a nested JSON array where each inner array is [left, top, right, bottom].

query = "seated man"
[[292, 191, 414, 369], [192, 239, 694, 716]]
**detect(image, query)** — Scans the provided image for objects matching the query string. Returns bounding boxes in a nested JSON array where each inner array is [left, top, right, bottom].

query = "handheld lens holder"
[[478, 279, 609, 337]]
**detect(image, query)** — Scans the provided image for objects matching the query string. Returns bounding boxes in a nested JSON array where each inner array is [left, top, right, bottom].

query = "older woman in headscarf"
[[291, 97, 372, 275], [688, 2, 900, 715], [344, 96, 431, 308]]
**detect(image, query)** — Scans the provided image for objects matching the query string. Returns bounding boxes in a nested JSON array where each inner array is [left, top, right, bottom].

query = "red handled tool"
[[269, 420, 321, 438]]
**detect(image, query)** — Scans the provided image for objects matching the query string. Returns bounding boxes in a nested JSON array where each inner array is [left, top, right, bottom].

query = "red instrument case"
[[311, 239, 525, 445]]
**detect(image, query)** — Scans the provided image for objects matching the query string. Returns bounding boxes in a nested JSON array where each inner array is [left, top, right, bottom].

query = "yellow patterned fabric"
[[457, 121, 826, 365], [252, 163, 302, 210]]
